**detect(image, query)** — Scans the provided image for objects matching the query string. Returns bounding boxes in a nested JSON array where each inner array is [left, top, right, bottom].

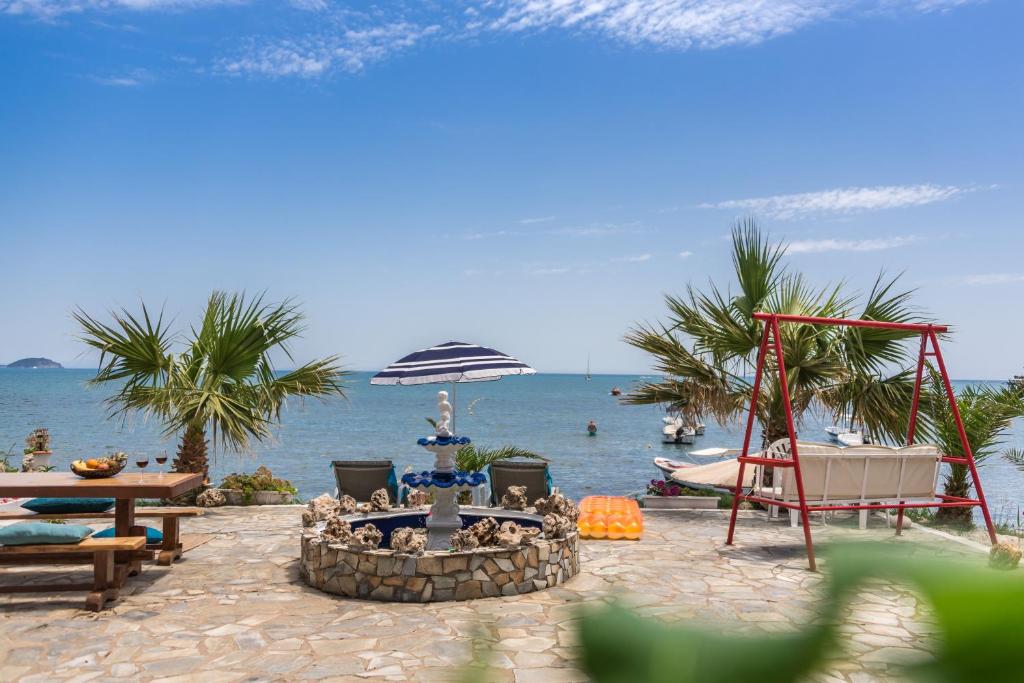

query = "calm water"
[[1, 369, 1022, 524]]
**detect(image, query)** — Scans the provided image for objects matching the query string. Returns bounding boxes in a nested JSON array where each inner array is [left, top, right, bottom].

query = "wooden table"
[[0, 472, 203, 536]]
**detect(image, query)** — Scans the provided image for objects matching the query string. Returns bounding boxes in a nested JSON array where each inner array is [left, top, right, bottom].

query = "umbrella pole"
[[450, 381, 457, 433]]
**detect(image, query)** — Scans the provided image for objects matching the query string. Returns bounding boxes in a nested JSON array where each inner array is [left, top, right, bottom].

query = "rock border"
[[299, 530, 580, 602]]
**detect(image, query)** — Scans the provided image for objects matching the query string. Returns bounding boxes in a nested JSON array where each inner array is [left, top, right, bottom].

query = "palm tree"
[[75, 292, 346, 483], [455, 444, 546, 473], [625, 221, 924, 448], [923, 369, 1024, 527]]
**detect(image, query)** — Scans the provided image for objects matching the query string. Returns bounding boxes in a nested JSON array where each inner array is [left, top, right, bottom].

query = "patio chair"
[[331, 460, 400, 504], [488, 460, 553, 506]]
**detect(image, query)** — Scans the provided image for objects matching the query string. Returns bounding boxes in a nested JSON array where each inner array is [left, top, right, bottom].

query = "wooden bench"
[[0, 507, 204, 566], [0, 536, 147, 611]]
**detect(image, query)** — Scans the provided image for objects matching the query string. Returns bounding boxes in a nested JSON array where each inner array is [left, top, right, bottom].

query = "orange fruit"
[[86, 459, 100, 468]]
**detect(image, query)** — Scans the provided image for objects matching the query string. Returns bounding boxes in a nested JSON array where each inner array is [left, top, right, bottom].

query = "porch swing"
[[725, 313, 998, 571]]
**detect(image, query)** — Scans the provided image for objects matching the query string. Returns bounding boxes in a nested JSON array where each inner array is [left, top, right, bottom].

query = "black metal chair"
[[488, 460, 552, 506], [331, 460, 399, 503]]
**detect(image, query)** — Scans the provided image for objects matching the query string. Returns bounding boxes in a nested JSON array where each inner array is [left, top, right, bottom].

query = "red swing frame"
[[725, 313, 997, 571]]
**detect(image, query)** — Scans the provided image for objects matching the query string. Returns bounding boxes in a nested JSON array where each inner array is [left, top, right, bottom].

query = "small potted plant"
[[643, 479, 719, 509], [23, 428, 52, 470], [217, 465, 297, 505]]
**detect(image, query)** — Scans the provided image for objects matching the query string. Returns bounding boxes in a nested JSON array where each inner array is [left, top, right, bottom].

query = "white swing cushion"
[[760, 440, 941, 503]]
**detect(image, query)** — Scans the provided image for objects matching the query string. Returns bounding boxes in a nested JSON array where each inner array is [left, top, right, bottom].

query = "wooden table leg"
[[158, 517, 182, 566], [86, 550, 119, 611], [115, 498, 143, 575]]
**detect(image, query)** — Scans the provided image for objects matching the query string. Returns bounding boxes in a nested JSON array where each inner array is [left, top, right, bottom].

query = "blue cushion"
[[93, 526, 163, 543], [0, 522, 94, 546], [21, 498, 115, 514]]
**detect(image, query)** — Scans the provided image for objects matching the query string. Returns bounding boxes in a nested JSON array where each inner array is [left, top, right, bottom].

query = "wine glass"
[[135, 452, 149, 473], [155, 450, 168, 478]]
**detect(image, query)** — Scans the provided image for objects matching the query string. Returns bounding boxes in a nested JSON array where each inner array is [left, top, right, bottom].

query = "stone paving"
[[0, 506, 984, 682]]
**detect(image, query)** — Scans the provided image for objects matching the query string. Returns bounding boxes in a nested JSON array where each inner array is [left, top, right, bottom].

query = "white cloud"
[[963, 273, 1024, 286], [786, 236, 918, 254], [678, 250, 693, 259], [1, 0, 237, 19], [216, 22, 440, 77], [487, 0, 835, 50], [90, 67, 152, 86], [1, 0, 988, 77], [613, 253, 653, 263], [527, 266, 570, 276], [701, 184, 969, 219], [518, 215, 555, 224]]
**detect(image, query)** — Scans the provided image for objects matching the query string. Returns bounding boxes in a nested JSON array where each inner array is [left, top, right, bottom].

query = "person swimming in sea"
[[587, 420, 598, 436]]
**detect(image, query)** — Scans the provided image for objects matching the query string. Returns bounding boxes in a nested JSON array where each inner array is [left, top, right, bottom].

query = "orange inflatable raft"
[[577, 496, 643, 540]]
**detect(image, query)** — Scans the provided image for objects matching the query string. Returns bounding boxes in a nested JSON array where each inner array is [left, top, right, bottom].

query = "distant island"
[[6, 357, 63, 369]]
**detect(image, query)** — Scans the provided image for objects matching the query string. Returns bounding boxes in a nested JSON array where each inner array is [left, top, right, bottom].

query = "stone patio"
[[0, 506, 984, 682]]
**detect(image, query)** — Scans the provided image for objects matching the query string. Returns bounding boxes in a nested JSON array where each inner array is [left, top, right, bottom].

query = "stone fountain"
[[402, 390, 485, 549], [299, 389, 581, 602]]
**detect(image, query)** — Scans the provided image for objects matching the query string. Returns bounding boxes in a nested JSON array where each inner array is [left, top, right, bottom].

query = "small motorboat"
[[824, 425, 842, 442], [694, 423, 706, 436], [661, 415, 696, 444], [688, 447, 737, 458], [837, 431, 865, 447], [654, 457, 694, 478], [610, 387, 622, 396]]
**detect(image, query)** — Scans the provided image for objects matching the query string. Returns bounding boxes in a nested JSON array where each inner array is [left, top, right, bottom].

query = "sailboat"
[[585, 354, 591, 381]]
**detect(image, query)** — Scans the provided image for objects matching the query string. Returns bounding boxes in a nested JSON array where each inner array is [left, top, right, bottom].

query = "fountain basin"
[[299, 507, 580, 602]]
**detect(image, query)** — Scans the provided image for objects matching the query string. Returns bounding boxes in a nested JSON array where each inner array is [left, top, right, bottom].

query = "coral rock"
[[349, 523, 383, 550], [357, 503, 372, 514], [369, 488, 390, 512], [468, 517, 499, 547], [338, 494, 357, 514], [542, 514, 573, 539], [406, 489, 429, 507], [534, 493, 579, 523], [322, 516, 353, 544], [307, 493, 341, 522], [196, 488, 226, 508], [449, 529, 480, 551], [501, 485, 528, 511], [390, 527, 427, 555], [301, 510, 316, 527], [496, 520, 539, 547], [990, 541, 1022, 570]]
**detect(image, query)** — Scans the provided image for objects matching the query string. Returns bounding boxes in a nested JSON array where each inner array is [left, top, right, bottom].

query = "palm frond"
[[455, 445, 547, 473]]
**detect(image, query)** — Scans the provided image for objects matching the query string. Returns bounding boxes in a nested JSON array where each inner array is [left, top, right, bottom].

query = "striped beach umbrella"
[[370, 341, 536, 386]]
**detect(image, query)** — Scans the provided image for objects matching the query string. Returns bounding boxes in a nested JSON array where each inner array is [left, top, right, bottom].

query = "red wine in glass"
[[136, 457, 149, 470], [155, 451, 168, 477]]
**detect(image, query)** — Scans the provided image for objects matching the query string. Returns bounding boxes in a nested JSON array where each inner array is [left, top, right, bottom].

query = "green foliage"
[[920, 368, 1024, 526], [219, 465, 297, 504], [0, 444, 18, 473], [624, 221, 924, 446], [454, 444, 546, 473], [577, 543, 1024, 683], [75, 292, 346, 460]]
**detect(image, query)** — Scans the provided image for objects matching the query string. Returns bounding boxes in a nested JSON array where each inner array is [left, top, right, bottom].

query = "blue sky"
[[0, 0, 1021, 378]]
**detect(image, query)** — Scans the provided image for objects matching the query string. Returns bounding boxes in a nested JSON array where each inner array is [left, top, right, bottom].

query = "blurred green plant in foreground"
[[575, 544, 1023, 683]]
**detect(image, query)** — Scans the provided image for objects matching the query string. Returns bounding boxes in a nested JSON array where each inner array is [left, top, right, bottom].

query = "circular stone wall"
[[299, 512, 580, 602]]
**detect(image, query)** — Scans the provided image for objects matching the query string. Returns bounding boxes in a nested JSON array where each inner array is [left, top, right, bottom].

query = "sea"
[[1, 369, 1022, 525]]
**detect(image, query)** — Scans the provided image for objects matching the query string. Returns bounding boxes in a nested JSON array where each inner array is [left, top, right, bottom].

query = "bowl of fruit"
[[70, 452, 128, 478]]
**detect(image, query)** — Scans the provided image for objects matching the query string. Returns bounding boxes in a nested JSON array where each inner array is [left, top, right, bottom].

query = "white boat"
[[654, 457, 693, 478], [661, 416, 696, 444], [824, 425, 842, 442], [837, 432, 865, 447], [694, 423, 706, 436], [689, 447, 737, 458]]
